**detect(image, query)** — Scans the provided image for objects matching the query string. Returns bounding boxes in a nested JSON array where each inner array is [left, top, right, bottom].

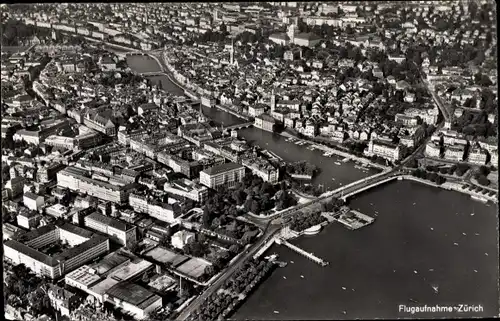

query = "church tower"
[[198, 104, 207, 122], [271, 89, 276, 111], [287, 23, 297, 45], [230, 38, 235, 66]]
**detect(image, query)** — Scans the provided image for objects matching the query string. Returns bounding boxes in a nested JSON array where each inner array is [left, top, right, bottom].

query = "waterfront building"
[[425, 141, 442, 158], [444, 144, 465, 161], [163, 178, 208, 202], [364, 139, 403, 161], [241, 157, 279, 184], [199, 162, 245, 189], [171, 230, 196, 250], [254, 113, 276, 132], [468, 147, 488, 165], [57, 166, 136, 205], [3, 224, 110, 279], [84, 212, 137, 246]]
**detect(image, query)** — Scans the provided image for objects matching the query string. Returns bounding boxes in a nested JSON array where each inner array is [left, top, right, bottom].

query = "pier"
[[276, 238, 329, 267]]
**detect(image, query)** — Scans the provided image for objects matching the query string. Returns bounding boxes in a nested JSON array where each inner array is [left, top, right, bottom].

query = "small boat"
[[334, 162, 341, 165], [462, 233, 466, 236], [412, 202, 416, 205], [429, 269, 434, 271], [300, 275, 304, 279], [432, 285, 439, 294], [414, 270, 418, 274], [342, 287, 346, 290], [485, 253, 489, 256], [474, 269, 478, 273], [331, 178, 336, 181], [342, 311, 347, 315], [352, 288, 355, 291], [471, 213, 475, 216], [283, 276, 287, 279], [274, 310, 280, 314], [290, 261, 294, 264], [475, 233, 480, 236], [453, 243, 459, 246], [430, 227, 434, 231]]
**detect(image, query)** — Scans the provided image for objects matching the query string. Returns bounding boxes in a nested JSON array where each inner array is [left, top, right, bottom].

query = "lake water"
[[231, 180, 499, 319]]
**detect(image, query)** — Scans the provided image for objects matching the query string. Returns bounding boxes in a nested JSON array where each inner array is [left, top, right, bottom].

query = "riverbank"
[[278, 130, 388, 172]]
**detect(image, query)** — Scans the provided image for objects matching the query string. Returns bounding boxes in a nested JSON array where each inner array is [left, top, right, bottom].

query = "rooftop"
[[201, 162, 245, 176], [106, 282, 161, 309], [85, 212, 132, 232]]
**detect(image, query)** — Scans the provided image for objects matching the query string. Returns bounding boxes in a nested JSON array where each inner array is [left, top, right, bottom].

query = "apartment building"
[[129, 193, 181, 223], [57, 166, 136, 204], [364, 139, 403, 161], [254, 113, 276, 132], [3, 224, 109, 279], [199, 162, 245, 189], [163, 178, 208, 202], [84, 212, 137, 246]]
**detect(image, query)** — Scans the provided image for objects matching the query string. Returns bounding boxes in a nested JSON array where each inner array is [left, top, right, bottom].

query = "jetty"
[[275, 238, 329, 267]]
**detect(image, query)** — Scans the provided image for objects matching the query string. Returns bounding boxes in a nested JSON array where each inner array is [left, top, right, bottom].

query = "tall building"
[[199, 162, 245, 189]]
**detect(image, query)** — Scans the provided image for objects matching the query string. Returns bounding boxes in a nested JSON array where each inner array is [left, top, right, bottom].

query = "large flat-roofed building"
[[65, 257, 154, 304], [163, 178, 209, 202], [57, 166, 136, 204], [3, 223, 109, 279], [104, 282, 162, 320], [84, 212, 137, 246], [199, 162, 245, 189]]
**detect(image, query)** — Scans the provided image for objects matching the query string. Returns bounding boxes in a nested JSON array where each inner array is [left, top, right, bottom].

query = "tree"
[[250, 199, 261, 214], [204, 265, 215, 277], [476, 175, 490, 186], [229, 244, 240, 254]]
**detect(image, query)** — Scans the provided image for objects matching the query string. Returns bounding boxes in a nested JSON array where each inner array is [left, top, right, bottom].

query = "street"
[[176, 226, 280, 320]]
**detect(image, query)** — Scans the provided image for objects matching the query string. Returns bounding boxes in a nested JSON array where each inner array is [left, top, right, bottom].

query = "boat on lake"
[[334, 161, 342, 165]]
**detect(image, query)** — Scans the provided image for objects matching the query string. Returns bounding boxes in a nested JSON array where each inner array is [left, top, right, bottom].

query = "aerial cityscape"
[[1, 1, 498, 320]]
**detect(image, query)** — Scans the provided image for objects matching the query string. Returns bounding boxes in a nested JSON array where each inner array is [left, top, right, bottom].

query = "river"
[[125, 54, 379, 190], [232, 180, 499, 319], [124, 54, 499, 319]]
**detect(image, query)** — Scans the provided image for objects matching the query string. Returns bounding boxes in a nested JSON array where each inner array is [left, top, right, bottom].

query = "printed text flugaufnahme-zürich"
[[399, 304, 484, 314]]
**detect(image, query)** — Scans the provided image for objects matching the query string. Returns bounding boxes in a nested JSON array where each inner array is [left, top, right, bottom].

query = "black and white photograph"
[[1, 2, 498, 320]]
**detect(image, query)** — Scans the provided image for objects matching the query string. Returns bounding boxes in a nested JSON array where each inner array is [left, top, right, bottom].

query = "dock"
[[276, 238, 329, 267], [335, 210, 375, 230]]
